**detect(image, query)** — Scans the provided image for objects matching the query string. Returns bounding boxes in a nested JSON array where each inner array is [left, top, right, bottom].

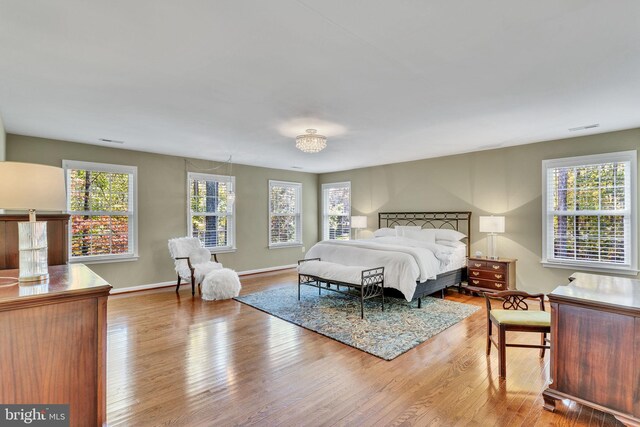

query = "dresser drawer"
[[468, 278, 507, 290], [468, 269, 507, 281], [487, 261, 506, 273], [469, 260, 486, 269]]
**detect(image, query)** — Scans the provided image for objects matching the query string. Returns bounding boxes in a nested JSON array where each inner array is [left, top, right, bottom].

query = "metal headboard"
[[378, 211, 472, 258]]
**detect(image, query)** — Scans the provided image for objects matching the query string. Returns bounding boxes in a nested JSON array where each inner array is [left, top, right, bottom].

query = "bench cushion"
[[297, 260, 368, 285]]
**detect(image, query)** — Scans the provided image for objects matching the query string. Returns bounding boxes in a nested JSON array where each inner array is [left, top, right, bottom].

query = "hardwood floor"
[[106, 270, 622, 426]]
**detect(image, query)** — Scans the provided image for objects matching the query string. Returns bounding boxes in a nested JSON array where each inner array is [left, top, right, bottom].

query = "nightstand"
[[465, 257, 516, 294]]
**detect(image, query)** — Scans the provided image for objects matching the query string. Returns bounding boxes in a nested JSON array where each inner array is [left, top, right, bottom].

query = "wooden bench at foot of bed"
[[297, 258, 384, 319]]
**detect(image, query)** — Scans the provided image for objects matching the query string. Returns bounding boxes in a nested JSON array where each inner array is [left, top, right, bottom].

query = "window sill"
[[69, 255, 139, 265], [269, 243, 303, 250], [207, 247, 236, 254], [541, 260, 639, 276]]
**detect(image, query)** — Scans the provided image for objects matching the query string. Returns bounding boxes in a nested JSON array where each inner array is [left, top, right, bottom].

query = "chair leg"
[[486, 318, 492, 356], [418, 298, 422, 309], [540, 332, 547, 358], [176, 276, 181, 293], [191, 275, 195, 297], [498, 325, 507, 379]]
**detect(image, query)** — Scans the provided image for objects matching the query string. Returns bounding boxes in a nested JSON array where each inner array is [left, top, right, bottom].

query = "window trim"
[[321, 181, 351, 240], [541, 150, 638, 275], [187, 172, 236, 253], [63, 159, 138, 263], [268, 180, 303, 248]]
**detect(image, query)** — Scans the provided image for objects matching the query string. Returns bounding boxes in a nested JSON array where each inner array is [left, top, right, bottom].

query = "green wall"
[[319, 128, 640, 293], [6, 128, 640, 294], [6, 134, 318, 289], [0, 114, 5, 161]]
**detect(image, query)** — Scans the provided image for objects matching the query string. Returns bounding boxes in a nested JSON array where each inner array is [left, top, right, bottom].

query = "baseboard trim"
[[109, 264, 297, 294], [110, 280, 176, 294], [238, 264, 297, 276]]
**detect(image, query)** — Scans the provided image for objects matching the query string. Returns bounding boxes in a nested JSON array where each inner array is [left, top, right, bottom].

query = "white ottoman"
[[201, 268, 241, 301]]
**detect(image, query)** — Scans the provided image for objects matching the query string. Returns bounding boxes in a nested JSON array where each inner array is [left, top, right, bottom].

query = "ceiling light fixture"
[[226, 156, 235, 206], [295, 129, 327, 153]]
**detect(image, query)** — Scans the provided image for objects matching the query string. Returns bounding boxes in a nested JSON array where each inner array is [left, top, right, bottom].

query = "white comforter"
[[303, 237, 457, 301]]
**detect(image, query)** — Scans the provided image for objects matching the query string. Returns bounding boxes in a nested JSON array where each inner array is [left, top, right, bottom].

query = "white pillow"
[[436, 239, 466, 248], [404, 229, 436, 243], [435, 229, 467, 242], [395, 225, 421, 237], [373, 227, 396, 237]]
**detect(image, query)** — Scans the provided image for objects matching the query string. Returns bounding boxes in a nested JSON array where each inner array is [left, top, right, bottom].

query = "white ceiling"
[[1, 1, 639, 173]]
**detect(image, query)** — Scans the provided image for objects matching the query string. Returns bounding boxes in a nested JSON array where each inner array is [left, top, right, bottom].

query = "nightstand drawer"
[[469, 269, 507, 281], [487, 261, 506, 273], [468, 278, 506, 290], [470, 260, 486, 269]]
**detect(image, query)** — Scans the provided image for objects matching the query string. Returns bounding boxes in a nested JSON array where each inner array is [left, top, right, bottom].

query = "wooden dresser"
[[0, 264, 111, 427], [465, 257, 516, 293], [543, 272, 640, 426]]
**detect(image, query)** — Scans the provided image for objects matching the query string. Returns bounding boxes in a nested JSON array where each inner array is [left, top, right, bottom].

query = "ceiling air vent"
[[99, 138, 125, 144], [568, 124, 599, 132]]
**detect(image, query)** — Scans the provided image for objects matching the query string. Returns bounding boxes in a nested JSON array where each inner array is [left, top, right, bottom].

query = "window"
[[63, 160, 137, 262], [269, 180, 302, 247], [542, 150, 637, 274], [322, 182, 351, 240], [188, 172, 235, 252]]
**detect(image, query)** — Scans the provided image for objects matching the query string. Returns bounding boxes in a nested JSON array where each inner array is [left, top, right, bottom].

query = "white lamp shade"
[[0, 162, 66, 211], [479, 215, 505, 233], [351, 215, 368, 229]]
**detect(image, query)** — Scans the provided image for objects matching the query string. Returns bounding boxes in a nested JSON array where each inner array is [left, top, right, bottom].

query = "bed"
[[303, 211, 471, 305]]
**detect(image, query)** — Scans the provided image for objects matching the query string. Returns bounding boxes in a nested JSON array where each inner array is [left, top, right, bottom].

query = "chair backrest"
[[168, 237, 203, 260], [484, 290, 546, 313]]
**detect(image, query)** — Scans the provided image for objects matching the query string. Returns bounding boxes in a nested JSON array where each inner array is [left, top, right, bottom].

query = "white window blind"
[[542, 150, 637, 273], [188, 172, 235, 252], [269, 180, 302, 247], [322, 182, 351, 240], [63, 160, 137, 262]]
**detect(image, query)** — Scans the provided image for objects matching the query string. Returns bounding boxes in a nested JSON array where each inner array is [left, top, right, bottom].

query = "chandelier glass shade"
[[295, 129, 327, 153]]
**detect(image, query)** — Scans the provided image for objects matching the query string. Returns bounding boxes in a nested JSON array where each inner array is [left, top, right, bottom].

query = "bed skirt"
[[384, 267, 467, 301]]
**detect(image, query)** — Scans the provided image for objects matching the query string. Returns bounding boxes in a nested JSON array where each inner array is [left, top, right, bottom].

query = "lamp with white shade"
[[0, 162, 67, 282], [479, 215, 505, 259], [351, 215, 367, 240]]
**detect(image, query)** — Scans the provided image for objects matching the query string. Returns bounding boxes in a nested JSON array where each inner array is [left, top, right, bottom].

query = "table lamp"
[[479, 215, 505, 259], [351, 215, 367, 240], [0, 162, 66, 282]]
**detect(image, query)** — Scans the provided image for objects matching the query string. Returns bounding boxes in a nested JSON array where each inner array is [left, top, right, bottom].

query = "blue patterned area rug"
[[234, 286, 479, 360]]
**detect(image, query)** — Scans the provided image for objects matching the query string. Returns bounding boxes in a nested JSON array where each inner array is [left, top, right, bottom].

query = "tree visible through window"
[[542, 151, 637, 272], [64, 160, 137, 260], [322, 182, 351, 240], [269, 180, 302, 246], [188, 173, 235, 251]]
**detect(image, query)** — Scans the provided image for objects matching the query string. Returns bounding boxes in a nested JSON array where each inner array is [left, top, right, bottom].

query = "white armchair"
[[168, 237, 222, 296]]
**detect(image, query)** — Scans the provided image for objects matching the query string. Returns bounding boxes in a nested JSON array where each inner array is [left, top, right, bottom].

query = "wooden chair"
[[484, 290, 551, 379]]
